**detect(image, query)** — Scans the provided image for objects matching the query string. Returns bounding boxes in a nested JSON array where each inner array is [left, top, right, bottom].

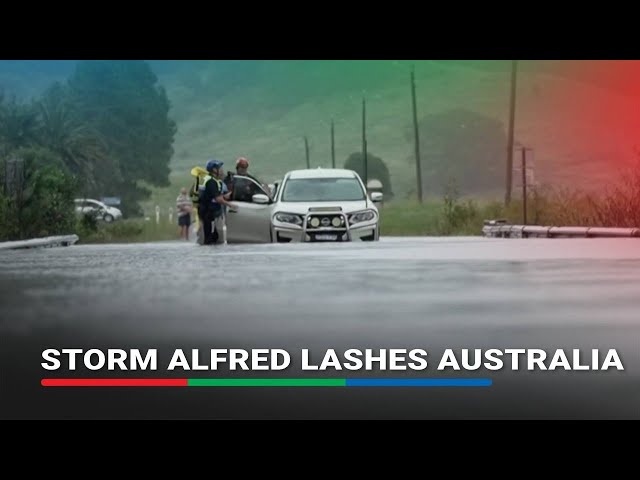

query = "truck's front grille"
[[306, 213, 346, 230]]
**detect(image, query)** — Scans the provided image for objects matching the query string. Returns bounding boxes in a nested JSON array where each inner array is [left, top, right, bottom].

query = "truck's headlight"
[[274, 213, 303, 226], [349, 210, 376, 224]]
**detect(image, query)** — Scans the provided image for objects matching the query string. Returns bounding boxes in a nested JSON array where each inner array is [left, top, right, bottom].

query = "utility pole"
[[505, 60, 518, 205], [362, 97, 368, 187], [411, 65, 423, 203], [331, 119, 336, 168], [304, 136, 310, 169]]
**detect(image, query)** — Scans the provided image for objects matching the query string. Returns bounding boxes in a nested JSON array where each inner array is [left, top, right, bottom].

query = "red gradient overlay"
[[516, 60, 640, 189]]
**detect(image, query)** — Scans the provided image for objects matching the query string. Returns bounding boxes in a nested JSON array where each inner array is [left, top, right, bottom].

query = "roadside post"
[[513, 147, 535, 226]]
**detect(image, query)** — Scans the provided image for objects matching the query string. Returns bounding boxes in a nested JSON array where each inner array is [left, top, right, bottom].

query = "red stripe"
[[41, 378, 188, 387]]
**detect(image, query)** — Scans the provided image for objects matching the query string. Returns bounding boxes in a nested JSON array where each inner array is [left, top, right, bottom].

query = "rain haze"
[[1, 60, 640, 419]]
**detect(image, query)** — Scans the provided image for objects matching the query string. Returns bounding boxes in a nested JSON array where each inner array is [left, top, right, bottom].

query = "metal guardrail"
[[482, 220, 640, 238], [0, 234, 80, 251]]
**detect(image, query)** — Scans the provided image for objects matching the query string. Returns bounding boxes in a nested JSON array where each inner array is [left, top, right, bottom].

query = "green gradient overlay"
[[188, 378, 346, 387]]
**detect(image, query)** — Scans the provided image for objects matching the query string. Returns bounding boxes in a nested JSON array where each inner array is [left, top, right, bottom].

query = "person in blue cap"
[[198, 159, 237, 245]]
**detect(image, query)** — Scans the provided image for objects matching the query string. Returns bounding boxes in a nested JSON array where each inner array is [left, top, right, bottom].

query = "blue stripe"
[[345, 378, 492, 387]]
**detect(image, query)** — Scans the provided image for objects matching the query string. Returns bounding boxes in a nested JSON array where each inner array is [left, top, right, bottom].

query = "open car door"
[[225, 175, 273, 243]]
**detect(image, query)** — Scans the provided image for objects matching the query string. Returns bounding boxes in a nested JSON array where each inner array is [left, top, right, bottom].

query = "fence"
[[0, 235, 79, 250], [482, 220, 640, 238]]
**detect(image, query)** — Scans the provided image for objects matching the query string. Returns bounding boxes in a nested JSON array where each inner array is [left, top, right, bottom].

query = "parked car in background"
[[74, 198, 123, 222]]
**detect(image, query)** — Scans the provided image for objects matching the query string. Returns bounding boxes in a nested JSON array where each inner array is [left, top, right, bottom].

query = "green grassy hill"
[[3, 60, 639, 217], [145, 60, 640, 215]]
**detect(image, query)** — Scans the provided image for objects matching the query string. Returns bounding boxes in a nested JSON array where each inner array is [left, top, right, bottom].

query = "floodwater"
[[1, 237, 639, 419]]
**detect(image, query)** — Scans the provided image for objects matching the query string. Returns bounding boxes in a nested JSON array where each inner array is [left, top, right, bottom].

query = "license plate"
[[315, 234, 338, 241]]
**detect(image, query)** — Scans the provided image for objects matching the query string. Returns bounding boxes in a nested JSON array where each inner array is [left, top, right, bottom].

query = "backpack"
[[190, 166, 209, 208]]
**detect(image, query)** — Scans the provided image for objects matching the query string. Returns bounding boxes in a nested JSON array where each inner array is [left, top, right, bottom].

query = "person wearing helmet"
[[199, 159, 237, 245], [235, 156, 251, 176], [225, 157, 271, 198]]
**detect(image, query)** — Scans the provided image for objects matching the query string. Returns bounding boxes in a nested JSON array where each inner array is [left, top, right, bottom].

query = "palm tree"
[[0, 92, 5, 157], [0, 95, 40, 157], [37, 83, 113, 191]]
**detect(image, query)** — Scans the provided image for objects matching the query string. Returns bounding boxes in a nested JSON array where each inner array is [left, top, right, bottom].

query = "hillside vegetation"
[[146, 60, 640, 214], [3, 60, 640, 219]]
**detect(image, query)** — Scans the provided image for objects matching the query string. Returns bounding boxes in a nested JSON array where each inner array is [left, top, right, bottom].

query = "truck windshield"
[[282, 178, 365, 202]]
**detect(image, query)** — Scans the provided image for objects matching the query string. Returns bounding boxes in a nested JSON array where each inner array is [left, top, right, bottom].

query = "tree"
[[0, 93, 81, 241], [0, 146, 77, 241], [0, 95, 39, 156], [344, 152, 393, 199], [67, 61, 177, 216], [37, 83, 111, 192]]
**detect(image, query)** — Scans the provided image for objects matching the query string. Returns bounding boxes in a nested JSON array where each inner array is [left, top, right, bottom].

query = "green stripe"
[[187, 378, 346, 387]]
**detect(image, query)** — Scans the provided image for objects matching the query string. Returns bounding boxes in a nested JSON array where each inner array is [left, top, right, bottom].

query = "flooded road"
[[1, 237, 639, 419]]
